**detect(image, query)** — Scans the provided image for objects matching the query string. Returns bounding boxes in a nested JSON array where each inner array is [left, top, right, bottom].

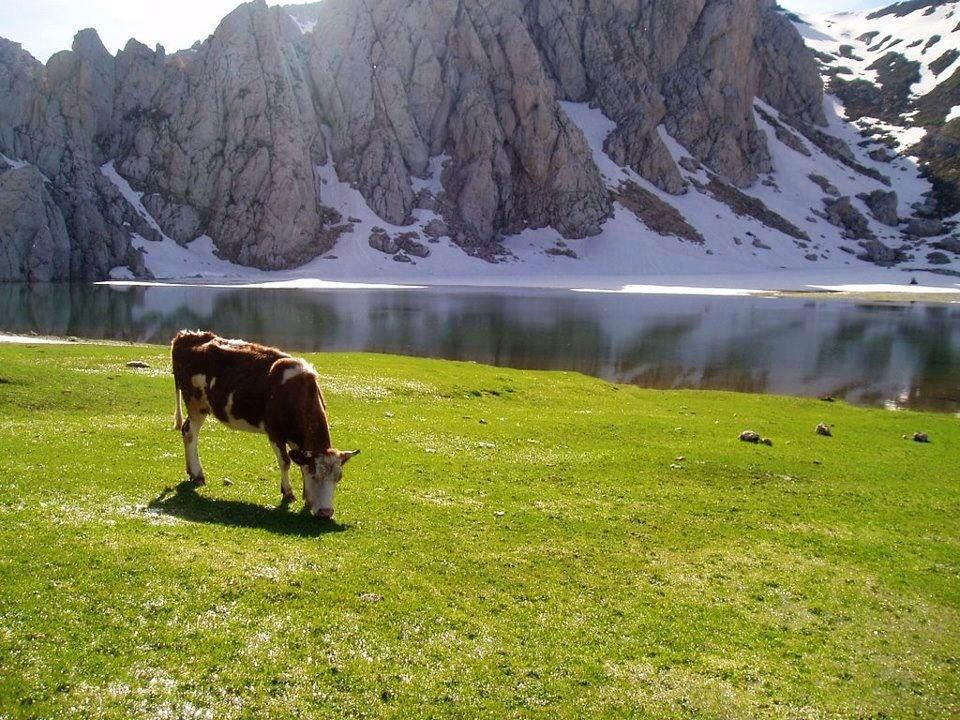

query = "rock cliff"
[[0, 0, 826, 279]]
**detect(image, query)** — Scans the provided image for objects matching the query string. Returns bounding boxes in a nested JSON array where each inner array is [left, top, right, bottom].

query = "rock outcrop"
[[823, 197, 874, 240], [858, 189, 899, 227], [0, 166, 70, 281], [0, 0, 827, 280]]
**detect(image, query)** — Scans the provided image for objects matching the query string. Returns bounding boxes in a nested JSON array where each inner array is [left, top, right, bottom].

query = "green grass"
[[0, 342, 958, 719]]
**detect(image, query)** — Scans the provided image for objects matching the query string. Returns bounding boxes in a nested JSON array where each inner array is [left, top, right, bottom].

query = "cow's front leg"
[[182, 410, 207, 485], [271, 441, 295, 502]]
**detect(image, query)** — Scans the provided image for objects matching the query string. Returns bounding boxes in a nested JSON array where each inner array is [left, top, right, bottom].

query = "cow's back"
[[172, 332, 291, 432]]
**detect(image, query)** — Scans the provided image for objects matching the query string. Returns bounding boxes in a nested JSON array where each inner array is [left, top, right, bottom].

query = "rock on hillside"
[[0, 0, 827, 279], [798, 1, 960, 217]]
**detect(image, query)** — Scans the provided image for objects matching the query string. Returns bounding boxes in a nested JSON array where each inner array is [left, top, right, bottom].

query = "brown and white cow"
[[171, 331, 359, 519]]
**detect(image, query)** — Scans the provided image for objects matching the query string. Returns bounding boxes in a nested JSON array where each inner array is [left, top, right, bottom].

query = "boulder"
[[857, 238, 907, 266], [823, 196, 874, 239], [368, 227, 398, 255], [422, 218, 449, 240], [396, 232, 430, 258], [906, 218, 943, 237], [858, 189, 898, 227]]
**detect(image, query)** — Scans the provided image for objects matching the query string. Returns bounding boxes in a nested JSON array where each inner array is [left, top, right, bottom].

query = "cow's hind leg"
[[182, 407, 207, 485], [271, 440, 295, 502]]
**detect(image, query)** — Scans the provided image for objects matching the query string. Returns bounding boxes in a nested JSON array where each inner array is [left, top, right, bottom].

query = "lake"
[[1, 283, 958, 412]]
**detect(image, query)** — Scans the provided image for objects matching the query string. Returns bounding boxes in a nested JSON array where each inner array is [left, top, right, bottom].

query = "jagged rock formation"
[[0, 166, 70, 281], [0, 0, 827, 280], [859, 189, 900, 227]]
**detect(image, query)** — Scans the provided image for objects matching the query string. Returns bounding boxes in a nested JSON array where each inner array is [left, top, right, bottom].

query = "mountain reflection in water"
[[1, 283, 958, 412]]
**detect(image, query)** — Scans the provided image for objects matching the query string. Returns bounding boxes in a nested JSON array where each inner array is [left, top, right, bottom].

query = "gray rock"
[[368, 227, 398, 255], [808, 174, 840, 196], [926, 251, 951, 265], [422, 218, 449, 240], [396, 232, 430, 258], [906, 218, 943, 237], [858, 189, 899, 227], [823, 196, 874, 239], [0, 166, 71, 281], [612, 180, 704, 244], [142, 193, 201, 244], [413, 189, 437, 211], [931, 236, 960, 254], [0, 0, 832, 279], [857, 238, 907, 266]]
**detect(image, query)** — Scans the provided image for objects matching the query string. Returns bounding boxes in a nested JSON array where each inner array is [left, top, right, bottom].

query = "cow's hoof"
[[190, 474, 206, 486], [281, 491, 296, 503]]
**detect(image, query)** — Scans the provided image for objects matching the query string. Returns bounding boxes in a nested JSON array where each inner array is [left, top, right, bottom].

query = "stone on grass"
[[816, 422, 832, 437]]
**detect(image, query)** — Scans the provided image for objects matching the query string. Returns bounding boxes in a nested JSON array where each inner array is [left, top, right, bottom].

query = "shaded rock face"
[[0, 0, 826, 279], [0, 166, 70, 281], [823, 197, 874, 240], [859, 189, 899, 227]]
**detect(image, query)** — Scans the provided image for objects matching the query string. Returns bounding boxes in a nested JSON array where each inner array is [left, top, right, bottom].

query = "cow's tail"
[[173, 374, 183, 431]]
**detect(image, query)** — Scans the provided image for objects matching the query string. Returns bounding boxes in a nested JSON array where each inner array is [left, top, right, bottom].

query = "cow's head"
[[289, 448, 360, 519]]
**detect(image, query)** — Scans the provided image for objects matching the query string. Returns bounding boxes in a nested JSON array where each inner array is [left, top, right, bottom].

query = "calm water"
[[1, 283, 959, 412]]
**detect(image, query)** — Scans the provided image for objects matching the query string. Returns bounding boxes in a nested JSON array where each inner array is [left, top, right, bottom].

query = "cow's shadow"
[[148, 481, 349, 538]]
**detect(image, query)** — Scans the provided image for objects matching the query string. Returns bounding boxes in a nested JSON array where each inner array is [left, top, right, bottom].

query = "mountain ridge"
[[0, 0, 957, 283]]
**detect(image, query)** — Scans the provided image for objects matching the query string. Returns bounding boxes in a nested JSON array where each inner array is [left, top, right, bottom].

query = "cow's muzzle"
[[314, 507, 334, 520]]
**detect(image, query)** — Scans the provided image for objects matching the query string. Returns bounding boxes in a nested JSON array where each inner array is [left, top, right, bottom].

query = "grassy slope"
[[0, 343, 957, 719]]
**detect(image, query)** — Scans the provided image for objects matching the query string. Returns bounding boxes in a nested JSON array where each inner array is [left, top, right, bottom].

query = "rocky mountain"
[[799, 0, 960, 230], [0, 0, 956, 283]]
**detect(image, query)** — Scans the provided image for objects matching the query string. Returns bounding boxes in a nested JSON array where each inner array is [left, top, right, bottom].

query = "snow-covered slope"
[[793, 1, 960, 223], [104, 93, 959, 290], [799, 2, 960, 98]]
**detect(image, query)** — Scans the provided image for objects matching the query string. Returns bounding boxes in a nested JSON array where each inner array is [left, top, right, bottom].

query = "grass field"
[[0, 341, 957, 719]]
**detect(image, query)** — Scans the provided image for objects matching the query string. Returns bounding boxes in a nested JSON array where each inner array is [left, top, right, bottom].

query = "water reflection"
[[1, 284, 958, 412]]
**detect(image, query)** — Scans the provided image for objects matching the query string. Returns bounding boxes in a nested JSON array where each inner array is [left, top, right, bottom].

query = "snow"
[[0, 334, 73, 344], [948, 106, 960, 123], [131, 234, 254, 280], [410, 154, 449, 195], [293, 19, 316, 34], [100, 278, 426, 290], [796, 3, 960, 100], [0, 152, 29, 170], [572, 285, 756, 296], [750, 97, 931, 243], [108, 266, 136, 280], [100, 161, 166, 238]]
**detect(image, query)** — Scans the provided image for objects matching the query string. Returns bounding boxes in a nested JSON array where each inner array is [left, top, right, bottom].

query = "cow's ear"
[[289, 448, 308, 466], [339, 449, 360, 464]]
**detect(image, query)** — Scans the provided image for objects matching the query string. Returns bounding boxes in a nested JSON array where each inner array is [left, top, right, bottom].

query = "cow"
[[171, 331, 359, 519]]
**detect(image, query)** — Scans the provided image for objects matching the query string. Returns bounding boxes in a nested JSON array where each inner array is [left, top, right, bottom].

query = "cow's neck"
[[301, 412, 333, 454]]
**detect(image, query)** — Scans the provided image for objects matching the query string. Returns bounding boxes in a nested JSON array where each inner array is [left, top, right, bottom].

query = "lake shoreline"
[[94, 277, 960, 303]]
